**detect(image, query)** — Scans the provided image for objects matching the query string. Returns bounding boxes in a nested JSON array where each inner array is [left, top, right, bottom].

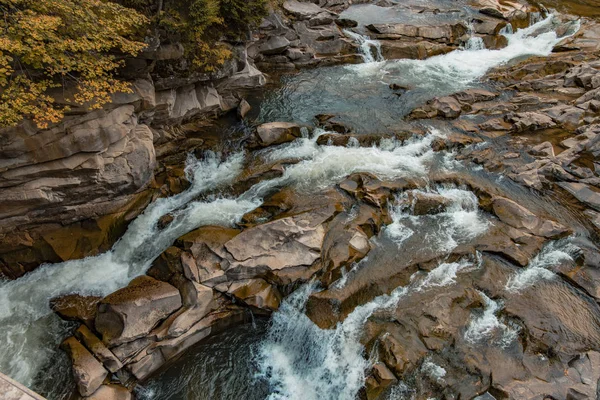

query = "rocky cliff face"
[[11, 0, 600, 399], [0, 0, 373, 279], [0, 56, 264, 278]]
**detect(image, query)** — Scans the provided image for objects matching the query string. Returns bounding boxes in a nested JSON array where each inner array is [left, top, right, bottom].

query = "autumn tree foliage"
[[0, 0, 270, 129], [0, 0, 148, 128]]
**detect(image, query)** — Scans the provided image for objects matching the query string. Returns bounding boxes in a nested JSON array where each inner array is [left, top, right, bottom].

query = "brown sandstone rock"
[[75, 325, 123, 373], [50, 294, 101, 329], [224, 212, 329, 275], [256, 122, 302, 146], [168, 281, 217, 337], [559, 182, 600, 211], [84, 384, 131, 400], [492, 197, 570, 238], [227, 278, 282, 311], [505, 279, 600, 354], [506, 112, 557, 132], [95, 276, 182, 346], [61, 337, 108, 397]]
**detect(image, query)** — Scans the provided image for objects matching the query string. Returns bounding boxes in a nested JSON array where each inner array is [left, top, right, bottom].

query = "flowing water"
[[258, 15, 579, 133], [0, 13, 585, 400]]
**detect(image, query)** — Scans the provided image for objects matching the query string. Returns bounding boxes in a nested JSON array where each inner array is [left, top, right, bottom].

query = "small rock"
[[479, 7, 506, 19], [157, 214, 174, 230], [256, 122, 302, 146], [506, 112, 557, 132], [50, 294, 101, 329], [529, 141, 555, 157], [503, 152, 520, 159], [237, 99, 251, 119], [409, 192, 450, 215], [335, 18, 358, 28]]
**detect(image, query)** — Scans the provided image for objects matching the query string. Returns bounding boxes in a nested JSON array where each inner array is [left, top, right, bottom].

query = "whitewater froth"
[[255, 258, 474, 400]]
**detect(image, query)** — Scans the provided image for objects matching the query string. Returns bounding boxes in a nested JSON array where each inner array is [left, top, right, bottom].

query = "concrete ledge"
[[0, 372, 46, 400]]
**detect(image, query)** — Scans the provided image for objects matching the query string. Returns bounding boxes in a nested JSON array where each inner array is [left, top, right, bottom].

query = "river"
[[0, 8, 590, 400]]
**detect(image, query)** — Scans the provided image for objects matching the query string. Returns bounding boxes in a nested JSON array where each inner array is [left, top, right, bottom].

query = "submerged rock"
[[84, 384, 131, 400]]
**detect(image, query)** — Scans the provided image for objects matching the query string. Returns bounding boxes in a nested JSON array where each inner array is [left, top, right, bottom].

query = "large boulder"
[[255, 122, 302, 146], [95, 276, 182, 346], [283, 0, 327, 20], [61, 337, 108, 397], [259, 36, 290, 55], [224, 213, 327, 274]]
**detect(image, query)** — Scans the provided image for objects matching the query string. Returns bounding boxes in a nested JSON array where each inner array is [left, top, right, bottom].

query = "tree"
[[147, 0, 269, 72], [0, 0, 148, 129]]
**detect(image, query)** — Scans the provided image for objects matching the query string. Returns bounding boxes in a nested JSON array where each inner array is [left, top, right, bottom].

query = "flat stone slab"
[[0, 372, 46, 400], [559, 182, 600, 211]]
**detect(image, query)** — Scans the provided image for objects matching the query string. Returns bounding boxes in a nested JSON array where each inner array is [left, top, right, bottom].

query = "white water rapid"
[[386, 186, 490, 252], [0, 127, 443, 389], [255, 259, 476, 400], [0, 12, 582, 400], [505, 240, 580, 292], [381, 15, 580, 90], [344, 30, 384, 63], [464, 291, 519, 347]]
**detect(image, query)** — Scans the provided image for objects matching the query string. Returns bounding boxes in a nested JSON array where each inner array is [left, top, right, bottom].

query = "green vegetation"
[[136, 0, 270, 71], [0, 0, 148, 128], [0, 0, 270, 129]]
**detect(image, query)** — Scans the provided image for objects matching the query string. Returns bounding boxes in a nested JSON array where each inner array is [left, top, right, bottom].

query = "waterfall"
[[343, 30, 384, 63], [381, 15, 580, 91], [464, 21, 486, 50], [0, 128, 444, 389], [255, 259, 475, 400], [465, 36, 485, 50]]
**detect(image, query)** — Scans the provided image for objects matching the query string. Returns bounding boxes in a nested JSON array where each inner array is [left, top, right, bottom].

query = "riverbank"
[[3, 0, 600, 399]]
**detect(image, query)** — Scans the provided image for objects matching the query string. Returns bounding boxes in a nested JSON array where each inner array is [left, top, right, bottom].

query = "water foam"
[[421, 360, 446, 384], [262, 129, 438, 192], [464, 291, 519, 347], [386, 186, 489, 252], [505, 240, 579, 292], [255, 259, 473, 400]]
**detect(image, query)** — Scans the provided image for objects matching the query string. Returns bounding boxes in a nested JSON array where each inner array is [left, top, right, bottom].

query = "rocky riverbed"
[[3, 0, 600, 399]]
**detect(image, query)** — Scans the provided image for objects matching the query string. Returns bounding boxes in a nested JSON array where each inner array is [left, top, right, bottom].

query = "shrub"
[[0, 0, 148, 128]]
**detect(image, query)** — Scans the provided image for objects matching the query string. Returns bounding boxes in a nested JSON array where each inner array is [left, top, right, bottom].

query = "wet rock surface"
[[8, 0, 600, 399]]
